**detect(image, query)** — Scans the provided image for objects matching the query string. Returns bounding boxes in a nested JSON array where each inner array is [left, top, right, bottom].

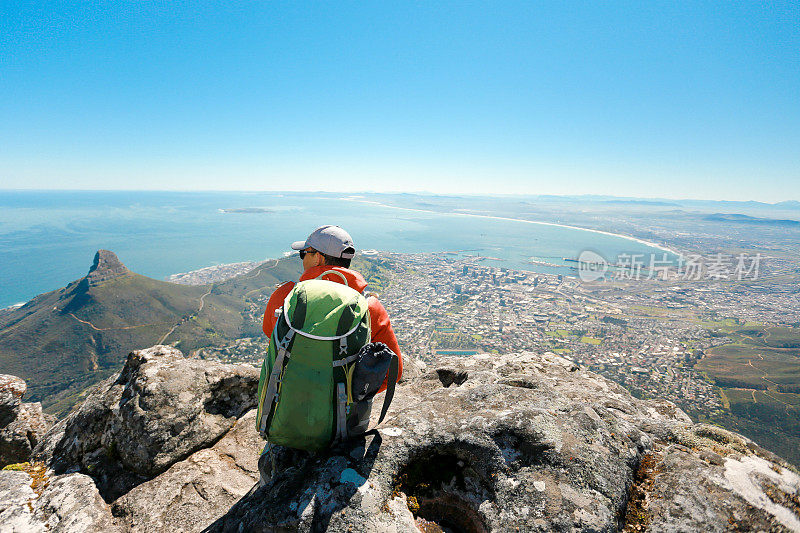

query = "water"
[[0, 191, 675, 308]]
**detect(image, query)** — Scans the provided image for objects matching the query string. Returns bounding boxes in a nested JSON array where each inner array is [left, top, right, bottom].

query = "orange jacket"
[[262, 265, 403, 391]]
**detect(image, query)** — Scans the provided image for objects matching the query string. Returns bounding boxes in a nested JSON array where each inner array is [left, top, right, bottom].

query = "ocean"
[[0, 191, 675, 308]]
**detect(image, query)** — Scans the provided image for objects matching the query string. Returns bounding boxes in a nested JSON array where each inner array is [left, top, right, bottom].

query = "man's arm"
[[368, 297, 403, 390], [262, 282, 294, 340]]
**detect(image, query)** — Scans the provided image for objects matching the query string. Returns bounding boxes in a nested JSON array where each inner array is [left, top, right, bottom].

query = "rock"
[[0, 469, 36, 513], [397, 353, 425, 383], [86, 249, 130, 286], [434, 366, 468, 387], [0, 470, 123, 532], [644, 446, 800, 532], [0, 403, 50, 468], [0, 375, 26, 426], [34, 345, 259, 500], [205, 351, 800, 533], [111, 409, 262, 532], [9, 347, 800, 533], [0, 375, 51, 468], [33, 372, 130, 492], [109, 345, 258, 477]]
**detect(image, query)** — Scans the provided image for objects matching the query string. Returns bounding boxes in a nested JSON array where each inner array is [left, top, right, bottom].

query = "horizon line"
[[1, 188, 799, 206]]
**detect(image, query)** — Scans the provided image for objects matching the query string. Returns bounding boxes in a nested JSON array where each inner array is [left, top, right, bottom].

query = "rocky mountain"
[[2, 345, 799, 532], [0, 250, 302, 415]]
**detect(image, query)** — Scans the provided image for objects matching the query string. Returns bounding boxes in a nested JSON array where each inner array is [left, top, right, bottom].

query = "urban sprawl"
[[197, 249, 799, 424]]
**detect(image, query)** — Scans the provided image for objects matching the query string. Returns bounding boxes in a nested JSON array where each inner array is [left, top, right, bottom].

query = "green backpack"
[[256, 274, 397, 452]]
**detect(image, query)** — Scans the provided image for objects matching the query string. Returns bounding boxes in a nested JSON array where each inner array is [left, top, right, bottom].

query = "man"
[[262, 224, 403, 390]]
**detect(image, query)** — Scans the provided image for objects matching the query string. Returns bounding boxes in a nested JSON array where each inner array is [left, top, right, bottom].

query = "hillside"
[[0, 250, 394, 417], [0, 250, 302, 415], [694, 320, 800, 468]]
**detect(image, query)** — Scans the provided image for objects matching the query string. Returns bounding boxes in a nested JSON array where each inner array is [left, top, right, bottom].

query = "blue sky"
[[1, 2, 798, 201]]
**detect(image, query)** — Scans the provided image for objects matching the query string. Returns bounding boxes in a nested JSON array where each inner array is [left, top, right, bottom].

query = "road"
[[68, 313, 164, 331], [158, 286, 214, 345]]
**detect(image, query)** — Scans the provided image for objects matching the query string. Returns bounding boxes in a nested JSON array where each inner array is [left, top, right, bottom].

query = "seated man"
[[262, 224, 403, 391]]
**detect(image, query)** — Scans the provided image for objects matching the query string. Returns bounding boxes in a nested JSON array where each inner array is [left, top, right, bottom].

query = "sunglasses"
[[299, 249, 317, 259]]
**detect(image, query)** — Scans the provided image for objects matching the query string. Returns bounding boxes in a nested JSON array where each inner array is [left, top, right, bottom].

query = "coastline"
[[166, 260, 265, 285], [341, 197, 682, 257], [0, 193, 684, 308]]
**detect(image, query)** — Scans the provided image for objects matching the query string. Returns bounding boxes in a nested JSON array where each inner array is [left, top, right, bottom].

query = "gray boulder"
[[206, 351, 800, 532], [0, 375, 26, 426], [34, 345, 259, 500], [641, 426, 800, 532], [398, 353, 426, 384], [0, 469, 36, 515], [0, 469, 122, 532], [0, 375, 51, 467], [109, 345, 259, 476], [111, 409, 262, 532]]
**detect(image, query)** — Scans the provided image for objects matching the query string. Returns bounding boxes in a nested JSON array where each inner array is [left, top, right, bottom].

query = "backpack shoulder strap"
[[314, 269, 349, 287], [376, 351, 399, 425]]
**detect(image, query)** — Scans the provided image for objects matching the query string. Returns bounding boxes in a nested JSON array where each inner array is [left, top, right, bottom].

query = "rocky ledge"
[[1, 347, 799, 532], [0, 374, 52, 468]]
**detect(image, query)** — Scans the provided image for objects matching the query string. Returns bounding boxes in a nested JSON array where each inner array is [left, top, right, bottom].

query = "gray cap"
[[291, 225, 356, 259]]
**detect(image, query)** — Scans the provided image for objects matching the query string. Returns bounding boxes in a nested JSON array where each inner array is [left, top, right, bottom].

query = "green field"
[[698, 319, 800, 346], [725, 388, 800, 407], [696, 343, 800, 389], [763, 327, 800, 348], [696, 321, 800, 466], [720, 387, 800, 462], [429, 330, 477, 351], [545, 329, 572, 338]]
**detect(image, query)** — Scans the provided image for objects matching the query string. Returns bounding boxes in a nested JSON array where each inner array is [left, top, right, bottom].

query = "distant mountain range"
[[703, 213, 800, 227], [0, 250, 302, 415]]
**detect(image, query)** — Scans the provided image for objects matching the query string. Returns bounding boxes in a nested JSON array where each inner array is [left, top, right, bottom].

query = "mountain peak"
[[86, 250, 129, 285]]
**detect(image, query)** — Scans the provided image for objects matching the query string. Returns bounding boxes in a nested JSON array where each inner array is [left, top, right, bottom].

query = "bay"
[[0, 190, 675, 308]]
